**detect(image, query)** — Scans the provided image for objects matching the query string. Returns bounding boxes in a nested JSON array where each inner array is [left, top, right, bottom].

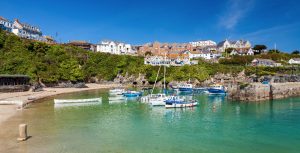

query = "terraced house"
[[12, 19, 43, 41], [96, 40, 134, 55], [0, 16, 13, 32], [217, 39, 251, 53]]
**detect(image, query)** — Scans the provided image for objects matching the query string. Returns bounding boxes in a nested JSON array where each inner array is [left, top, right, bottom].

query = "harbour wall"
[[227, 82, 300, 102]]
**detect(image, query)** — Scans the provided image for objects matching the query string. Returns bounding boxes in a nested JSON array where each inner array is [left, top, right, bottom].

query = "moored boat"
[[178, 83, 193, 92], [207, 84, 226, 95], [165, 100, 198, 108], [123, 91, 142, 97], [54, 97, 102, 104], [109, 88, 125, 95]]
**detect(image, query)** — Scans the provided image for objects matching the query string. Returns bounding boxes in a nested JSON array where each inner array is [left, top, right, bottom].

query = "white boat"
[[165, 101, 198, 108], [178, 83, 193, 92], [54, 98, 102, 104], [109, 88, 125, 95], [141, 94, 169, 106]]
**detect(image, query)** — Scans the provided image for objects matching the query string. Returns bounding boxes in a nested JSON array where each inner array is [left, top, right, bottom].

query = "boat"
[[207, 84, 226, 95], [142, 94, 169, 106], [165, 97, 198, 108], [141, 54, 171, 106], [54, 97, 102, 104], [123, 91, 142, 97], [178, 83, 193, 92], [109, 88, 125, 95]]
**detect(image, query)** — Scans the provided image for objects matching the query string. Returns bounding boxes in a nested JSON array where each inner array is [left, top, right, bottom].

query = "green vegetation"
[[1, 29, 299, 85]]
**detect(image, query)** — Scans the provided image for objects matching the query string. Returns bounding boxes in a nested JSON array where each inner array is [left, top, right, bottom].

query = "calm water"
[[1, 89, 300, 153]]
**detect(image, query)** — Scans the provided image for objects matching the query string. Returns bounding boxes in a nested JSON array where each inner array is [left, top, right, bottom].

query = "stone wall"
[[227, 82, 300, 102]]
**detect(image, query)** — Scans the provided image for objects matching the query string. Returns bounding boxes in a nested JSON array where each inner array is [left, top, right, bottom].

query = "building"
[[12, 19, 43, 41], [183, 49, 221, 60], [230, 48, 254, 56], [0, 75, 30, 92], [67, 41, 96, 51], [96, 40, 134, 55], [0, 16, 13, 32], [251, 58, 281, 67], [217, 39, 251, 52], [137, 42, 192, 56], [189, 40, 217, 47], [144, 51, 191, 66], [288, 58, 300, 64]]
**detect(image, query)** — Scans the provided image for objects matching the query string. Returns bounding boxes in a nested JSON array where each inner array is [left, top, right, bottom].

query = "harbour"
[[1, 89, 300, 153]]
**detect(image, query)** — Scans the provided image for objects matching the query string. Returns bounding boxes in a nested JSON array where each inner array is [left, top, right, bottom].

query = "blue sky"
[[1, 0, 299, 52]]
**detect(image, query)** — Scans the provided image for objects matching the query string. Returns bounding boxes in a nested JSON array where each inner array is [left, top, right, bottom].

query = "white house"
[[0, 16, 13, 32], [288, 58, 300, 64], [96, 40, 134, 55], [183, 50, 221, 60], [230, 48, 254, 56], [189, 40, 217, 47], [12, 19, 43, 41], [217, 39, 251, 52]]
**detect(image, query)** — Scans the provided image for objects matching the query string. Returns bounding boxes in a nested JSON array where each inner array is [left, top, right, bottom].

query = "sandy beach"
[[0, 83, 120, 125]]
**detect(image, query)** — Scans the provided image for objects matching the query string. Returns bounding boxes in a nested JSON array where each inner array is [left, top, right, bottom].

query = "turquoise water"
[[1, 89, 300, 153]]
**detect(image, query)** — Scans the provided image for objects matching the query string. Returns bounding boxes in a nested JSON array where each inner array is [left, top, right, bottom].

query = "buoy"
[[17, 124, 29, 141]]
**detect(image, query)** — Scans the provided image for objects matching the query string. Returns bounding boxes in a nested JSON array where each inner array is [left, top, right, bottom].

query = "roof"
[[68, 40, 91, 45], [252, 58, 275, 63], [290, 58, 300, 61], [0, 16, 9, 22], [0, 74, 30, 78]]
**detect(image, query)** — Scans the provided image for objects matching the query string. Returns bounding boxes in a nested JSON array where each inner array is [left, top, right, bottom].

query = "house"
[[189, 40, 217, 47], [217, 39, 251, 52], [144, 51, 191, 66], [230, 48, 254, 56], [183, 49, 221, 60], [288, 58, 300, 64], [12, 19, 43, 41], [96, 40, 133, 55], [251, 58, 280, 67], [67, 41, 96, 51], [0, 16, 13, 32]]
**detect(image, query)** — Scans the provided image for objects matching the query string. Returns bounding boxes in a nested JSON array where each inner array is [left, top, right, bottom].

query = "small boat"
[[54, 98, 102, 104], [109, 88, 125, 95], [141, 94, 169, 106], [207, 84, 226, 95], [164, 96, 185, 103], [123, 91, 142, 97], [178, 83, 193, 92], [165, 100, 198, 108]]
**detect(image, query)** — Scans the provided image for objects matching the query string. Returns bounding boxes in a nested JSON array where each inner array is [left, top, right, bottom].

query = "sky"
[[0, 0, 300, 52]]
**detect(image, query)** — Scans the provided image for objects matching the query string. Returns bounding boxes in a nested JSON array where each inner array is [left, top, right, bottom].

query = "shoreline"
[[0, 83, 121, 125]]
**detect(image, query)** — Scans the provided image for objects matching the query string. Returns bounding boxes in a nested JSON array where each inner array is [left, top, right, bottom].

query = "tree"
[[291, 50, 300, 55], [268, 49, 280, 54], [253, 45, 267, 55]]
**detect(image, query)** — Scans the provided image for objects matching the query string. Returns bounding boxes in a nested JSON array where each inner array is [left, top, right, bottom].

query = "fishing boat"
[[123, 91, 142, 97], [109, 88, 125, 95], [207, 84, 226, 95], [178, 83, 193, 92], [54, 97, 102, 104]]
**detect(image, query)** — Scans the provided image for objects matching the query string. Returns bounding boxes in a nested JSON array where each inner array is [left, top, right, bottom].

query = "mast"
[[164, 53, 166, 90], [151, 65, 161, 95]]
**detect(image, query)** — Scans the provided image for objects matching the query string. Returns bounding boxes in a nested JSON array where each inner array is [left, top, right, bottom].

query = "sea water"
[[0, 89, 300, 153]]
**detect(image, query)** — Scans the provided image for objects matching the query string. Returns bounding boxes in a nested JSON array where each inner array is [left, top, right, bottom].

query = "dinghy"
[[54, 98, 102, 104]]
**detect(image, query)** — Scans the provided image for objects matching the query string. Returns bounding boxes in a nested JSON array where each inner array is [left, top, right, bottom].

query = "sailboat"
[[141, 54, 169, 106]]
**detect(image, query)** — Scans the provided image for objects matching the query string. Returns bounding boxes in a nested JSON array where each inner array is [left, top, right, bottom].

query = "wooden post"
[[17, 124, 28, 141]]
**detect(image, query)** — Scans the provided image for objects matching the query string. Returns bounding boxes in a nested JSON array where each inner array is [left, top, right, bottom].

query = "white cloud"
[[219, 0, 255, 30]]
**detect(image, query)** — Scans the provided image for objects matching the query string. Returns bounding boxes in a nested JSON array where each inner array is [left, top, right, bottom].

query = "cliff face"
[[228, 82, 300, 102]]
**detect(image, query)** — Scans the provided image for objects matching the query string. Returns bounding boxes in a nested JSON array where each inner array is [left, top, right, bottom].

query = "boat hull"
[[207, 88, 226, 95], [165, 102, 198, 108], [54, 98, 102, 104]]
